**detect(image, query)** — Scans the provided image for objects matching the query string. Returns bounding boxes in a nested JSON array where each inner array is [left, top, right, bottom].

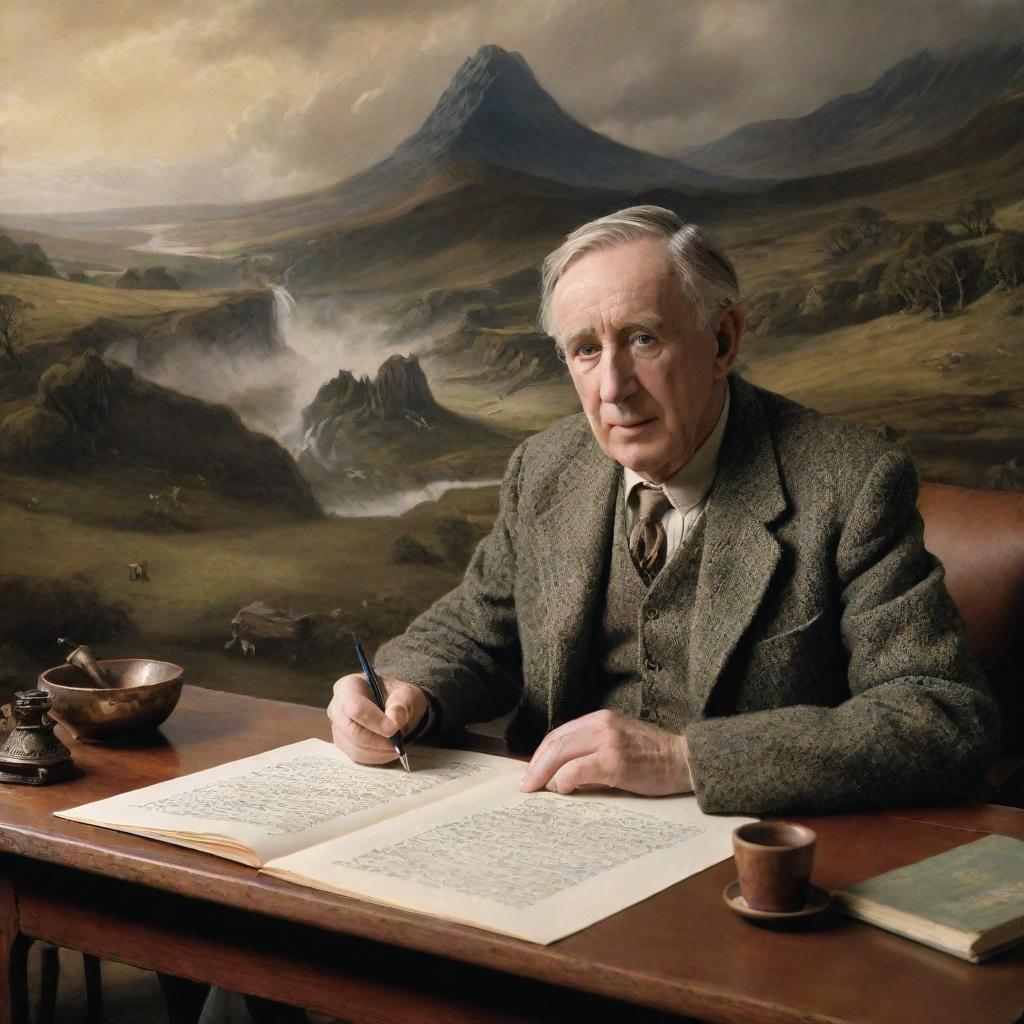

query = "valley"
[[2, 40, 1021, 711]]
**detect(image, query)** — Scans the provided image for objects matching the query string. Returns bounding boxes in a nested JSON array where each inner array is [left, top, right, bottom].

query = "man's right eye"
[[574, 344, 600, 358]]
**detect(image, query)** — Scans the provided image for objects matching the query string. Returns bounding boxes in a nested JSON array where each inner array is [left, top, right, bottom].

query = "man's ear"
[[712, 305, 745, 377]]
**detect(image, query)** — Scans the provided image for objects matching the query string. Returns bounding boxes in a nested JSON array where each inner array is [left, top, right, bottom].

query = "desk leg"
[[0, 875, 30, 1024]]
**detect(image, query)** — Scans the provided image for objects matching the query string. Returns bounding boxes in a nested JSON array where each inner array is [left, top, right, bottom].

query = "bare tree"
[[881, 258, 927, 312], [0, 293, 33, 361], [902, 248, 980, 317], [954, 198, 996, 239]]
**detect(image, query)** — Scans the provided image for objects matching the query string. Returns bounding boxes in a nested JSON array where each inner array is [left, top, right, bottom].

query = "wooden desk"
[[1, 685, 1023, 1024]]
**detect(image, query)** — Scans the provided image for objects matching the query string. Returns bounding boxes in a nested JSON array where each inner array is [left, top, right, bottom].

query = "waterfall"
[[296, 418, 335, 469], [270, 284, 297, 346]]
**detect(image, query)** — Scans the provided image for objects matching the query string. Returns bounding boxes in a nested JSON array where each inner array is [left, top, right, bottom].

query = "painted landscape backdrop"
[[1, 4, 1023, 711]]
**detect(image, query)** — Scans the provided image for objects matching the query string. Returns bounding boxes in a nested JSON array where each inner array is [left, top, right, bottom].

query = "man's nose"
[[598, 347, 635, 405]]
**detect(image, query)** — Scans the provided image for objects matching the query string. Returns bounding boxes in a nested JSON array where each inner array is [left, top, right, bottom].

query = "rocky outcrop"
[[373, 354, 437, 417], [302, 354, 437, 438], [0, 292, 282, 424], [430, 317, 564, 394], [54, 292, 283, 373], [133, 291, 281, 368], [297, 353, 510, 486], [0, 349, 320, 517]]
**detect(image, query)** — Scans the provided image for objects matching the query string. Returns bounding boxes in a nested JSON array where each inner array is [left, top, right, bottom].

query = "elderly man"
[[328, 205, 999, 813]]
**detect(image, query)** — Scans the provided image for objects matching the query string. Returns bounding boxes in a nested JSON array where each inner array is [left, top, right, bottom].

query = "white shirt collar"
[[623, 386, 731, 516]]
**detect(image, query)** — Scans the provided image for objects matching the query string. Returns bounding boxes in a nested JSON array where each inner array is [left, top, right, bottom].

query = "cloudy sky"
[[1, 0, 1021, 213]]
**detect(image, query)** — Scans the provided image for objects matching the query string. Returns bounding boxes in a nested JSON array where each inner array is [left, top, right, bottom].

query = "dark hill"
[[281, 161, 719, 290], [764, 83, 1024, 206], [0, 232, 57, 277], [0, 349, 319, 517]]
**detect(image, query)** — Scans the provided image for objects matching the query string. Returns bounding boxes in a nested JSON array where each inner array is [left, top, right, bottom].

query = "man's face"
[[551, 238, 733, 483]]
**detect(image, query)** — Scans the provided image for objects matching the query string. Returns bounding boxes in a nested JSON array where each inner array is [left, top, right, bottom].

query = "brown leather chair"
[[917, 482, 1024, 806]]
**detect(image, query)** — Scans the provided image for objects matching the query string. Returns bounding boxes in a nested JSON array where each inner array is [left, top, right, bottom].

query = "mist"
[[107, 286, 436, 452]]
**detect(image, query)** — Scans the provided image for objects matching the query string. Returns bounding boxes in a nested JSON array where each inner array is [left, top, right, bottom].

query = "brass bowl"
[[38, 659, 184, 741]]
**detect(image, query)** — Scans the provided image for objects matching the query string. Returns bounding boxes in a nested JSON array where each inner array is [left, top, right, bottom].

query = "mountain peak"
[[467, 43, 532, 74], [403, 44, 552, 156], [385, 43, 719, 192]]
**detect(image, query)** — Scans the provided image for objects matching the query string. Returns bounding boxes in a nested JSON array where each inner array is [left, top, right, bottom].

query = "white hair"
[[537, 205, 740, 350]]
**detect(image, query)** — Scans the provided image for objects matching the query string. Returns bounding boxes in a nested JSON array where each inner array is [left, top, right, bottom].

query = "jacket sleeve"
[[371, 442, 527, 739], [684, 449, 1001, 814]]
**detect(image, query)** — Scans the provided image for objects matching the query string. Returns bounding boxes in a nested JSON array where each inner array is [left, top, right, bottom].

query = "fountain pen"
[[351, 634, 411, 772]]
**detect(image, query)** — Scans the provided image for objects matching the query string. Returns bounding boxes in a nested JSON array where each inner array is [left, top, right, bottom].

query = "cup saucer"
[[722, 880, 832, 922]]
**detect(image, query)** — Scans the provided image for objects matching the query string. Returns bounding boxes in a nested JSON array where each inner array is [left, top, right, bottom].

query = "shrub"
[[820, 224, 861, 258], [819, 207, 895, 259], [391, 535, 442, 566], [116, 269, 142, 290], [0, 405, 71, 468], [881, 247, 984, 316], [436, 516, 486, 566], [853, 291, 901, 320], [985, 231, 1024, 289], [856, 262, 887, 293], [797, 280, 860, 328], [903, 222, 954, 257], [0, 574, 133, 658]]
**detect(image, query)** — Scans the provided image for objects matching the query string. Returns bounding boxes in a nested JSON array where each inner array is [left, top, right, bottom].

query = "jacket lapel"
[[689, 376, 787, 713], [534, 427, 619, 728], [530, 376, 788, 727]]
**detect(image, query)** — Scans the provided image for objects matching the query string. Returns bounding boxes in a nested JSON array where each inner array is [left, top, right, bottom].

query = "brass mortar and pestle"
[[36, 638, 185, 742], [1, 641, 183, 783]]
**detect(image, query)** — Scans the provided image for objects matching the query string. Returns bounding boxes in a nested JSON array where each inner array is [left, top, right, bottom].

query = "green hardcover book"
[[834, 834, 1024, 962]]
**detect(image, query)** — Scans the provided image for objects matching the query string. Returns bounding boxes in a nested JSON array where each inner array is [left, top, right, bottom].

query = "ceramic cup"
[[732, 821, 817, 913]]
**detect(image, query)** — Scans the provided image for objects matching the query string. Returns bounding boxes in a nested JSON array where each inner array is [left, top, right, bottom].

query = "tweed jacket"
[[375, 375, 1000, 814]]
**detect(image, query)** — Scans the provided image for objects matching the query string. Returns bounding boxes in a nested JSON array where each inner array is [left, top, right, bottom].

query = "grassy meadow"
[[0, 460, 499, 709]]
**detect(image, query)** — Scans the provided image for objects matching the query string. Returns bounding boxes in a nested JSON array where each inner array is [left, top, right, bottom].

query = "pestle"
[[57, 638, 115, 689]]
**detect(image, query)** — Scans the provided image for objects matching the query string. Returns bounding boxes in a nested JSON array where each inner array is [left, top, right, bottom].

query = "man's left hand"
[[519, 709, 694, 797]]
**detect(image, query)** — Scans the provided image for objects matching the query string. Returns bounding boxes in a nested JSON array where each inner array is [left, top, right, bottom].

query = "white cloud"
[[351, 87, 384, 113], [1, 0, 1021, 213]]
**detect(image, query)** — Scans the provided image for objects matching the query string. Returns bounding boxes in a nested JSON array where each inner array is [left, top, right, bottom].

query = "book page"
[[265, 775, 755, 944], [55, 739, 522, 866]]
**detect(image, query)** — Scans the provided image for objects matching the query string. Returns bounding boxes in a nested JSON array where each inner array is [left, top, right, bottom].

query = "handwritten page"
[[265, 775, 754, 943], [56, 739, 522, 865]]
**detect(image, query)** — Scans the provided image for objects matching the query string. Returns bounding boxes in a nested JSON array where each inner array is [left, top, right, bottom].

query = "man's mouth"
[[609, 418, 655, 432]]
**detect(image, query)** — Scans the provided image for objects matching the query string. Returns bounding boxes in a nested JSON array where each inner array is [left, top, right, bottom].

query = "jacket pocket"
[[745, 611, 844, 708]]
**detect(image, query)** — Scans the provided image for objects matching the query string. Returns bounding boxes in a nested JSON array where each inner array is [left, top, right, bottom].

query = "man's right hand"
[[327, 673, 428, 764]]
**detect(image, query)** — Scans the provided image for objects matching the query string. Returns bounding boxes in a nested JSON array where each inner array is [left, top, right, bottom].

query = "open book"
[[57, 739, 753, 944]]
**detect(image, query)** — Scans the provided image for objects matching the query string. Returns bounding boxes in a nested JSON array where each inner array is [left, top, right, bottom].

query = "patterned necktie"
[[629, 485, 672, 578]]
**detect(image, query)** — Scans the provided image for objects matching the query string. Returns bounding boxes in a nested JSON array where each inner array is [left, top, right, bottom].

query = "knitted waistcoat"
[[591, 477, 708, 732]]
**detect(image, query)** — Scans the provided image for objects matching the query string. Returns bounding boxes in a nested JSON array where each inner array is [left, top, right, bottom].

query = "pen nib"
[[399, 753, 411, 773]]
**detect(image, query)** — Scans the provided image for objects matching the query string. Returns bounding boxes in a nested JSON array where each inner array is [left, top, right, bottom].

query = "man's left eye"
[[634, 334, 655, 346]]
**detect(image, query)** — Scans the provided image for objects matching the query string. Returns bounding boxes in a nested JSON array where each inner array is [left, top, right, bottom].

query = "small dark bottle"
[[0, 689, 79, 785]]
